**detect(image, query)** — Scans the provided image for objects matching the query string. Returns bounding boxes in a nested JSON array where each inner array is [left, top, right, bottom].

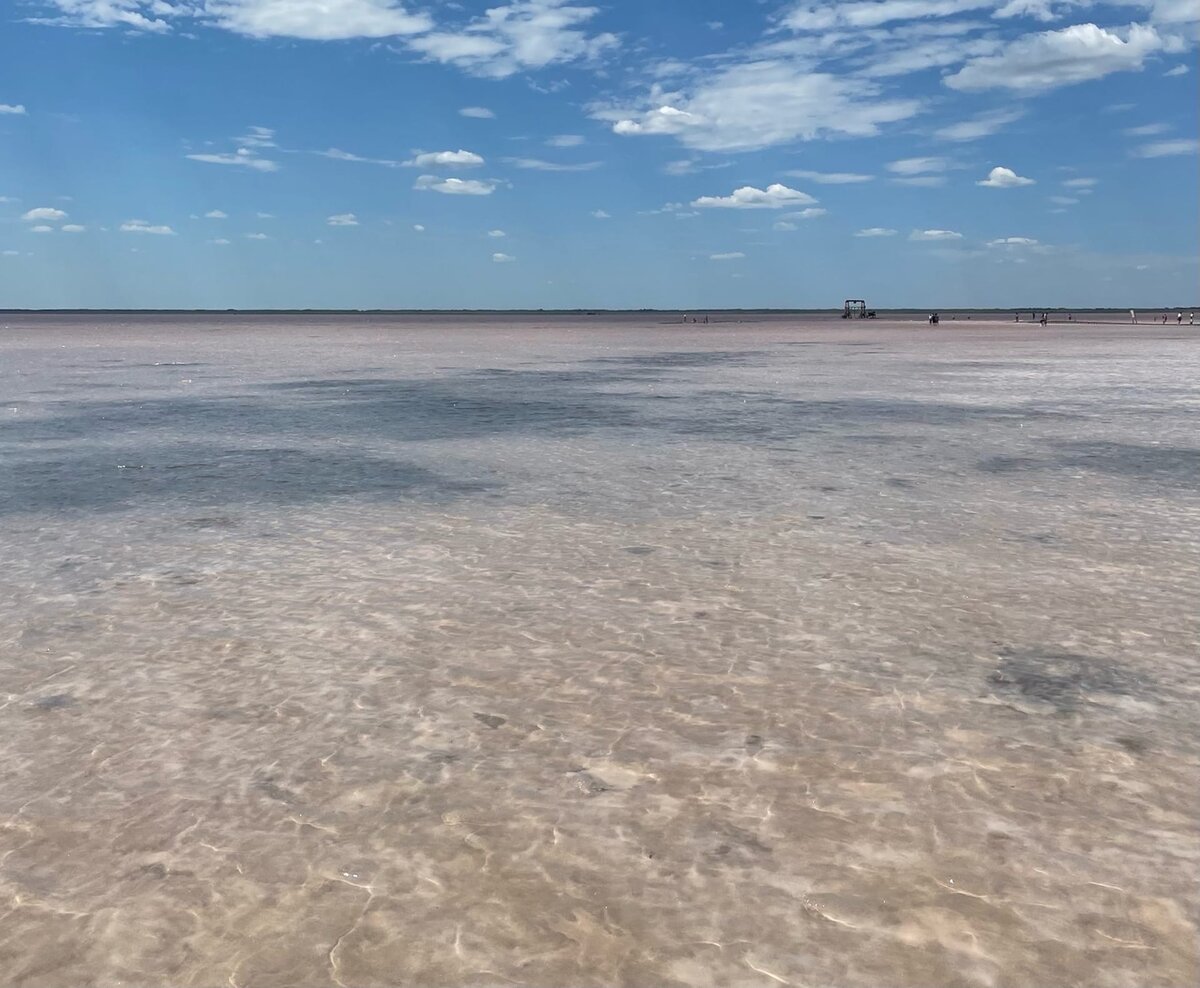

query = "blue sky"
[[1, 0, 1196, 309]]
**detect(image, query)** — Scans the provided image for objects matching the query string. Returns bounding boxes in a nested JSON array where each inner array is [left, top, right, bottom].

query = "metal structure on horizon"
[[842, 299, 876, 319]]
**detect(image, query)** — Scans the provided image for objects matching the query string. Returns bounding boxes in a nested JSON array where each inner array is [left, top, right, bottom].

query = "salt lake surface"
[[1, 314, 1197, 987]]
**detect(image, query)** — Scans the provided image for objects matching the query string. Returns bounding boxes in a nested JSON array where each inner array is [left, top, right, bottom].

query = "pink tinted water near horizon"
[[1, 314, 1197, 987]]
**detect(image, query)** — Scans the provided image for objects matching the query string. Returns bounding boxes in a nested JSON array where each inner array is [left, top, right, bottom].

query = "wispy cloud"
[[785, 170, 872, 184], [910, 229, 963, 241], [1122, 122, 1171, 137], [1132, 139, 1199, 158], [188, 126, 279, 171], [934, 108, 1023, 142], [414, 175, 498, 195], [121, 219, 176, 235], [327, 213, 359, 226], [502, 157, 602, 172], [22, 207, 67, 222]]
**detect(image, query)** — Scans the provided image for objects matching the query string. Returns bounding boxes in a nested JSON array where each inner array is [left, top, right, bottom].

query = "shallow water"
[[1, 314, 1198, 987]]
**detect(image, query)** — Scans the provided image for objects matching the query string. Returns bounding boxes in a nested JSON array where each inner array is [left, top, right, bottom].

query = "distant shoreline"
[[2, 308, 1192, 316]]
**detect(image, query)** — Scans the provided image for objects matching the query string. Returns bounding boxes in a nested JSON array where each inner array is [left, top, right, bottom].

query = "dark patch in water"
[[253, 779, 297, 804], [0, 447, 493, 515], [986, 651, 1143, 713], [1114, 735, 1150, 755], [979, 455, 1042, 474], [474, 712, 506, 729], [184, 516, 238, 530], [980, 442, 1199, 488], [1055, 441, 1200, 484], [623, 545, 656, 555], [583, 350, 762, 370], [32, 693, 73, 711], [569, 770, 614, 795]]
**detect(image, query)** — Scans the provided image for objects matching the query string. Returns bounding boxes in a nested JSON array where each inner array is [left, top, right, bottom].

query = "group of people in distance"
[[1130, 310, 1194, 325]]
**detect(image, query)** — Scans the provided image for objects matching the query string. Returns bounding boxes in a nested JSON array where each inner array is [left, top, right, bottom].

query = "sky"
[[0, 0, 1196, 309]]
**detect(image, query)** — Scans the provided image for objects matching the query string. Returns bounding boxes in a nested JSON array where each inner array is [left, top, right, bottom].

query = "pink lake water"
[[1, 314, 1197, 987]]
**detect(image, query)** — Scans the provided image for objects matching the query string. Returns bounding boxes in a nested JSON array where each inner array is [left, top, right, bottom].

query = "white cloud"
[[237, 126, 277, 148], [407, 1, 618, 79], [1132, 138, 1199, 157], [1145, 0, 1200, 26], [503, 157, 602, 171], [1049, 195, 1079, 204], [1123, 122, 1171, 136], [855, 30, 1001, 79], [30, 225, 54, 234], [887, 156, 948, 175], [785, 169, 873, 184], [459, 106, 496, 118], [590, 209, 610, 219], [991, 0, 1087, 20], [204, 0, 431, 39], [781, 1, 995, 32], [26, 1, 174, 32], [977, 165, 1035, 187], [186, 149, 279, 172], [316, 147, 405, 169], [205, 209, 228, 219], [413, 224, 426, 232], [774, 210, 824, 229], [488, 228, 506, 237], [406, 150, 484, 168], [1164, 64, 1188, 76], [22, 207, 68, 222], [3, 249, 21, 255], [934, 107, 1024, 141], [209, 238, 231, 245], [1062, 177, 1098, 187], [414, 175, 498, 195], [855, 227, 898, 237], [327, 213, 359, 226], [0, 103, 27, 115], [245, 232, 270, 240], [121, 219, 176, 235], [692, 184, 817, 209], [60, 224, 86, 233], [944, 23, 1169, 93], [710, 251, 745, 260], [987, 236, 1039, 246], [256, 211, 275, 219], [910, 229, 963, 240], [547, 134, 585, 147], [604, 59, 920, 152], [492, 252, 515, 262]]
